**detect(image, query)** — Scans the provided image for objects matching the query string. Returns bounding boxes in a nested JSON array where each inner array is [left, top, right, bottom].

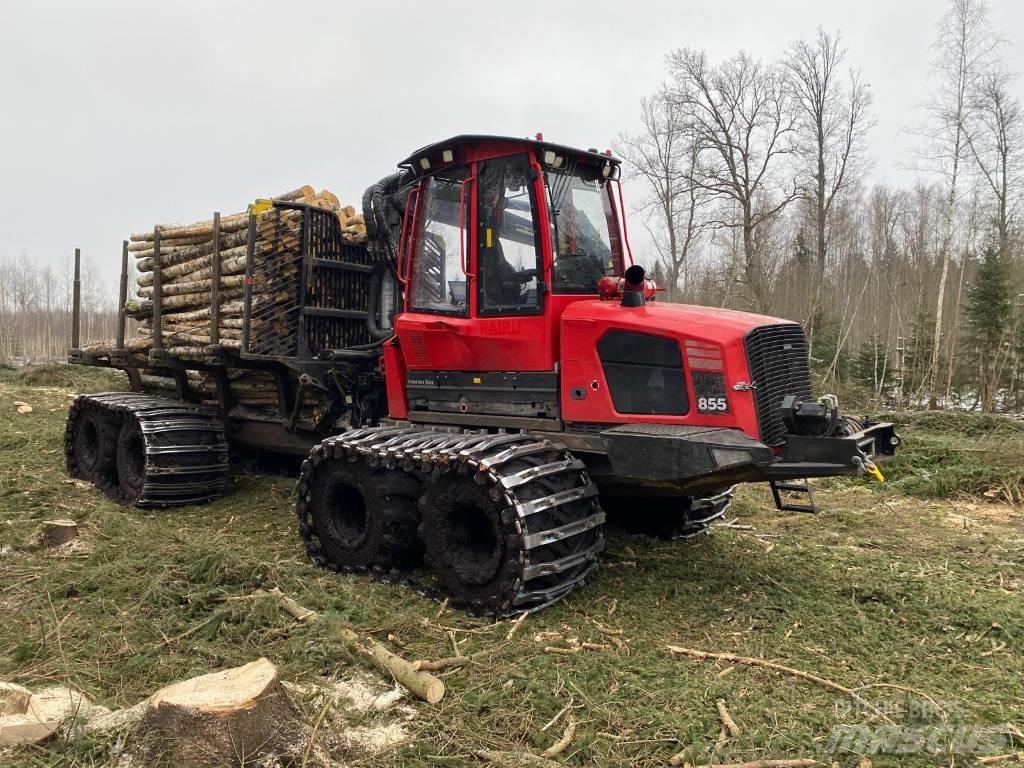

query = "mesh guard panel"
[[243, 204, 374, 359]]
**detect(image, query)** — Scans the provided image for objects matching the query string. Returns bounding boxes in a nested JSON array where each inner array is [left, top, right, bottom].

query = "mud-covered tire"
[[420, 447, 604, 616], [115, 418, 147, 502], [419, 472, 518, 607], [65, 393, 229, 507], [297, 428, 604, 617], [66, 401, 117, 485], [302, 458, 421, 572]]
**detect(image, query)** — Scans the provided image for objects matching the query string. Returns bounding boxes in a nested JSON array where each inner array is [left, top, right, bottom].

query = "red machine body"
[[558, 300, 770, 436], [382, 135, 770, 447], [367, 134, 897, 500]]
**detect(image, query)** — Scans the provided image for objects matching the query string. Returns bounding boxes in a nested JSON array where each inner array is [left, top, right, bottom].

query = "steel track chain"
[[296, 425, 607, 616], [673, 486, 736, 539], [65, 393, 229, 507]]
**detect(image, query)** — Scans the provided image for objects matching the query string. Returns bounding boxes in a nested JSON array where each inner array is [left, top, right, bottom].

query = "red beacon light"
[[597, 275, 619, 300]]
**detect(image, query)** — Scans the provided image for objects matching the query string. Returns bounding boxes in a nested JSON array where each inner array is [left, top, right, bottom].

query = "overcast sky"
[[2, 0, 1023, 284]]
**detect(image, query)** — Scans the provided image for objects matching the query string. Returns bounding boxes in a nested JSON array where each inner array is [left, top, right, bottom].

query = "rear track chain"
[[65, 393, 229, 507]]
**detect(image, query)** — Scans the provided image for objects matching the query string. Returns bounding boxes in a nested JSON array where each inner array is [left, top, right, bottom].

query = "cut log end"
[[138, 658, 300, 767], [0, 683, 33, 717], [39, 520, 79, 547]]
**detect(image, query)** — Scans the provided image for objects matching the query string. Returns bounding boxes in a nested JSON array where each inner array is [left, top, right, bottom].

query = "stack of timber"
[[80, 184, 364, 414]]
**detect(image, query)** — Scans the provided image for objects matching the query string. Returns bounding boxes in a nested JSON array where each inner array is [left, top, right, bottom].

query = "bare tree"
[[914, 0, 997, 403], [785, 29, 875, 349], [667, 49, 798, 311], [618, 91, 710, 301], [965, 68, 1024, 256]]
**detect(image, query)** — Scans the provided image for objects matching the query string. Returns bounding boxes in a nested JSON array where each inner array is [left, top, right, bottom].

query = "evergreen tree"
[[963, 236, 1012, 412], [900, 305, 935, 404], [851, 335, 891, 396], [804, 309, 848, 381], [649, 260, 670, 299]]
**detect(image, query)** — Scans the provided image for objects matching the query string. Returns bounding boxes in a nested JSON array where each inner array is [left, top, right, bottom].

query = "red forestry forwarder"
[[65, 134, 900, 615]]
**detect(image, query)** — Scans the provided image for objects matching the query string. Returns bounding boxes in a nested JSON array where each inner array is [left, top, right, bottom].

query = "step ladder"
[[769, 479, 818, 513]]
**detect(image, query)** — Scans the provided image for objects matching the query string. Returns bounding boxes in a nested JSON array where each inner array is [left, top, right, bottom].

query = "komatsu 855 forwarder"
[[65, 134, 900, 615]]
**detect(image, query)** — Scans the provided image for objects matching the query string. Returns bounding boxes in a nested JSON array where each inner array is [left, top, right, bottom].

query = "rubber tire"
[[116, 418, 147, 503], [418, 472, 519, 608], [70, 407, 115, 484], [419, 449, 602, 614], [307, 460, 421, 571]]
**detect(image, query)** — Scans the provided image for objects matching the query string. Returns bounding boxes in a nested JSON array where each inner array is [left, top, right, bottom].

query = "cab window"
[[410, 171, 469, 315], [546, 165, 622, 293], [477, 156, 543, 316]]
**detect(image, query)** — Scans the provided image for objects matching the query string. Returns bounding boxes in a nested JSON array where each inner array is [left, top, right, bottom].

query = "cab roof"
[[398, 134, 621, 174]]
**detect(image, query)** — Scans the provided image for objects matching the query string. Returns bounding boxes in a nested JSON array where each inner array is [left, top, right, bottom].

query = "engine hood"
[[560, 299, 793, 340]]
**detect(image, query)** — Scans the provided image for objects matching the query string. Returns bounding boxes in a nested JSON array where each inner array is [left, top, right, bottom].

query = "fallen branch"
[[267, 588, 319, 624], [474, 748, 562, 766], [665, 646, 890, 722], [716, 699, 740, 737], [544, 646, 580, 656], [541, 717, 576, 758], [714, 724, 729, 751], [540, 698, 573, 733], [977, 753, 1024, 765], [505, 612, 528, 641], [412, 656, 469, 672], [684, 761, 819, 768], [259, 589, 445, 703], [160, 616, 217, 647]]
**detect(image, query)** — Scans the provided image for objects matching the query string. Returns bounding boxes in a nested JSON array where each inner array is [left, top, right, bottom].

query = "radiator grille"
[[744, 324, 812, 446]]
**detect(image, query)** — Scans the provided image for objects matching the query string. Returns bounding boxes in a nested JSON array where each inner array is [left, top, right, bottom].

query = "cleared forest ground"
[[1, 365, 1022, 767]]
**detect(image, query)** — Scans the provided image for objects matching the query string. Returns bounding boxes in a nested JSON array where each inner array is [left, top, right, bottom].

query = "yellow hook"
[[864, 461, 885, 483]]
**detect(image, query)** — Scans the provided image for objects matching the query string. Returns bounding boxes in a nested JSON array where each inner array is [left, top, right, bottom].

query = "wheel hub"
[[443, 503, 502, 585], [326, 481, 369, 550]]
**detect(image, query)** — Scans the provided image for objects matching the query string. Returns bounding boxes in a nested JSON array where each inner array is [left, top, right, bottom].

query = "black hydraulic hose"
[[326, 347, 381, 359], [822, 403, 840, 437], [363, 171, 406, 264], [366, 260, 396, 342]]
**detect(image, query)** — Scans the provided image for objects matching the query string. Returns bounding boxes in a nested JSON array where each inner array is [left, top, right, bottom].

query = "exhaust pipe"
[[621, 265, 646, 308]]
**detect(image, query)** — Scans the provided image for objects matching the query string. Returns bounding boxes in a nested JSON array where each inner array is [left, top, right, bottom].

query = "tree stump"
[[39, 520, 79, 547], [0, 714, 60, 746], [0, 682, 32, 716], [136, 658, 300, 767]]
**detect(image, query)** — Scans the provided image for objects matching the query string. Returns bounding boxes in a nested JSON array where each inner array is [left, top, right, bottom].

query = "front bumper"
[[600, 420, 899, 493], [765, 421, 900, 480]]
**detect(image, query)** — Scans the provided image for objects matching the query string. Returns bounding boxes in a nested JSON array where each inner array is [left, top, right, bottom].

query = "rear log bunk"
[[66, 185, 371, 505]]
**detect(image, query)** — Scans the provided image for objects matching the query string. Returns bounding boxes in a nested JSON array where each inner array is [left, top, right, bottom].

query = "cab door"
[[395, 153, 554, 372], [393, 153, 559, 423]]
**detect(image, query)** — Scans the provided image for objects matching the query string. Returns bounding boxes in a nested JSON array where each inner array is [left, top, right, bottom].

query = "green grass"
[[878, 410, 1024, 501], [1, 371, 1022, 767]]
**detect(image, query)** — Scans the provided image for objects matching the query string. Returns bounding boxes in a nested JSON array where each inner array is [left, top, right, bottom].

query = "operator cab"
[[388, 134, 629, 394]]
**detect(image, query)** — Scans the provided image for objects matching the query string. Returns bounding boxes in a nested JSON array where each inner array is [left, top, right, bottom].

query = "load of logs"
[[82, 184, 367, 410]]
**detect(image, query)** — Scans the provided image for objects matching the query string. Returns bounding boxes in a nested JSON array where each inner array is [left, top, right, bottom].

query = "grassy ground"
[[1, 365, 1022, 767]]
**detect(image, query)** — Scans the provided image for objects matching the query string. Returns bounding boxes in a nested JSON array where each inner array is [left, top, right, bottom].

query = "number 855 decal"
[[697, 396, 729, 413]]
